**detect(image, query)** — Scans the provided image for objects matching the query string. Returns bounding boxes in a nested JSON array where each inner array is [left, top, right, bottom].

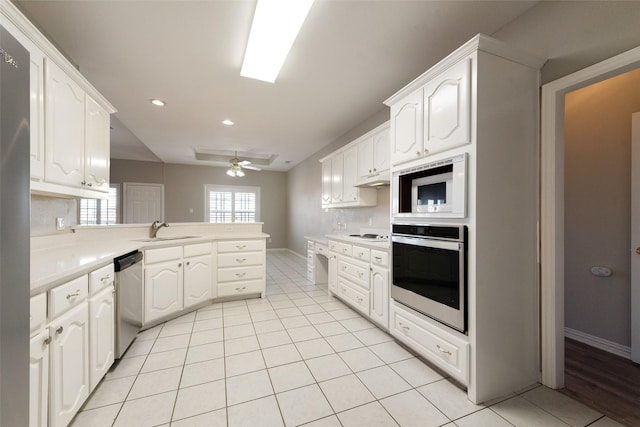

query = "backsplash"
[[31, 195, 77, 236]]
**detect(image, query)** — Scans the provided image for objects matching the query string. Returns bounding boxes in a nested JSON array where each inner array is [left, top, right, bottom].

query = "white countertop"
[[325, 234, 390, 250], [304, 235, 329, 246], [31, 224, 269, 296]]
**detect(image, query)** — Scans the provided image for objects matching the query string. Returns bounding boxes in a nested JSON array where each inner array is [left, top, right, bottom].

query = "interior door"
[[631, 112, 640, 363], [123, 183, 164, 224]]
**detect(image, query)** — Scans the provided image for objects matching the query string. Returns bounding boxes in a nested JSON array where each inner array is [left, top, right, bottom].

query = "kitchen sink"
[[135, 236, 200, 242]]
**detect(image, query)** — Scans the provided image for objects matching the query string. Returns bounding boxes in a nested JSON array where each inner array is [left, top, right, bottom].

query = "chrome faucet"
[[150, 220, 169, 238]]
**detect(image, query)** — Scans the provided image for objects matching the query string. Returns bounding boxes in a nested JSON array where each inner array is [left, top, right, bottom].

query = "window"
[[79, 185, 119, 225], [205, 185, 260, 223]]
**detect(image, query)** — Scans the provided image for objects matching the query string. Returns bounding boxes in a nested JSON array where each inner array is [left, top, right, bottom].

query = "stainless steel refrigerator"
[[0, 23, 30, 426]]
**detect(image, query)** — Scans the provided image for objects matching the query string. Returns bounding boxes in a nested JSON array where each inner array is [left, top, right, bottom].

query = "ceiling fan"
[[227, 152, 261, 177]]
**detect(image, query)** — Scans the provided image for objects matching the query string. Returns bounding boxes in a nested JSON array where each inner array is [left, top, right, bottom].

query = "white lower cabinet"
[[370, 265, 389, 328], [328, 254, 337, 294], [88, 285, 115, 391], [391, 301, 469, 384], [29, 329, 50, 427], [49, 302, 90, 427], [144, 260, 183, 324], [183, 254, 212, 308], [216, 239, 266, 298]]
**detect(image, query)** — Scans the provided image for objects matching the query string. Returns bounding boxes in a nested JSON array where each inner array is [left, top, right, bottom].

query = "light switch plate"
[[56, 217, 65, 230]]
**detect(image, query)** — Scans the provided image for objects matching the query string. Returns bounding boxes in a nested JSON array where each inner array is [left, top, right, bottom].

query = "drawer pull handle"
[[66, 290, 81, 299], [358, 252, 364, 257], [236, 245, 246, 250], [436, 345, 452, 356], [358, 272, 363, 278], [374, 257, 382, 262], [56, 326, 64, 335], [236, 272, 246, 278], [342, 248, 347, 253], [235, 286, 246, 292], [399, 322, 410, 332], [356, 296, 363, 303], [43, 336, 52, 345], [236, 258, 246, 263], [101, 274, 111, 282]]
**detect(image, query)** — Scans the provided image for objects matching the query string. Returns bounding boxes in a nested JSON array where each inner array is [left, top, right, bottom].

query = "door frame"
[[122, 182, 165, 224], [540, 46, 640, 388]]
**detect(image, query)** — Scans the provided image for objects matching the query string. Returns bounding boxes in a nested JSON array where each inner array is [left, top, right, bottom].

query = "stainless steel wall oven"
[[391, 224, 467, 333]]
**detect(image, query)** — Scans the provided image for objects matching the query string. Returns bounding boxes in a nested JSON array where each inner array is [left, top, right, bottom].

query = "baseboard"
[[564, 327, 631, 359]]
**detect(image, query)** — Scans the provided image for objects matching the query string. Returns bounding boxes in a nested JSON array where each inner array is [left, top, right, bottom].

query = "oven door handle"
[[392, 235, 462, 251]]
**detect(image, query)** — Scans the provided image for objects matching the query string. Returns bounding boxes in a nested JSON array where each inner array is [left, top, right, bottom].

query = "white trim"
[[204, 184, 261, 223], [565, 327, 632, 360], [541, 44, 640, 389]]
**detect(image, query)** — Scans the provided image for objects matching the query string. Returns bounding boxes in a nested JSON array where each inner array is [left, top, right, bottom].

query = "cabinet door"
[[184, 254, 212, 308], [390, 90, 423, 166], [357, 137, 374, 181], [321, 160, 332, 206], [28, 42, 45, 181], [85, 95, 110, 193], [328, 255, 337, 295], [45, 60, 85, 187], [30, 330, 50, 427], [423, 58, 471, 155], [342, 146, 359, 202], [50, 303, 90, 427], [370, 266, 389, 329], [88, 286, 115, 392], [144, 261, 183, 323], [331, 154, 344, 204], [372, 125, 390, 174]]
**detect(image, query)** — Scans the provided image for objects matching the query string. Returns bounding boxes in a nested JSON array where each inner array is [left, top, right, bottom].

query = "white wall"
[[564, 68, 640, 347], [286, 108, 390, 256]]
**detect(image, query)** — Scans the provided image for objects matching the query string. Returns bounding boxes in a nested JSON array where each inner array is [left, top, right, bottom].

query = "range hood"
[[355, 171, 390, 188]]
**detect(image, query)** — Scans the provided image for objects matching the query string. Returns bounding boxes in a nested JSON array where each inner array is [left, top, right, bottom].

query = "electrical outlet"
[[56, 217, 65, 230]]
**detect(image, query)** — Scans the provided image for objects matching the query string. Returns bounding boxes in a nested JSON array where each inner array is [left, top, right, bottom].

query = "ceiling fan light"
[[240, 0, 314, 83], [226, 168, 235, 177]]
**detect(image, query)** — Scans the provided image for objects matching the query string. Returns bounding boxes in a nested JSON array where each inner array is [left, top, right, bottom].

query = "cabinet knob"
[[186, 261, 190, 266], [369, 169, 372, 173], [236, 244, 246, 250], [236, 272, 246, 278], [56, 326, 64, 335], [43, 336, 52, 345], [424, 148, 429, 155], [81, 180, 86, 186], [236, 258, 246, 263], [235, 286, 246, 292], [416, 151, 421, 156], [66, 290, 81, 299], [178, 263, 182, 268]]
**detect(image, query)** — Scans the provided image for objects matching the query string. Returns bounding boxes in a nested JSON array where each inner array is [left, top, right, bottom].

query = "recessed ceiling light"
[[222, 119, 235, 126], [150, 99, 166, 107], [241, 0, 314, 83]]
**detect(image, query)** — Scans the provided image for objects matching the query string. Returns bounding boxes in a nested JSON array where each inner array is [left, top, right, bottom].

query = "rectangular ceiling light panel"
[[241, 0, 314, 83]]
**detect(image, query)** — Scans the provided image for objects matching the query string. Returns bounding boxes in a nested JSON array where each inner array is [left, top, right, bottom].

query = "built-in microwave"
[[392, 153, 466, 219]]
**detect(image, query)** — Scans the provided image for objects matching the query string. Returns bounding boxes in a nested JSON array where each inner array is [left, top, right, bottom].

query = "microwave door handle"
[[392, 235, 461, 251]]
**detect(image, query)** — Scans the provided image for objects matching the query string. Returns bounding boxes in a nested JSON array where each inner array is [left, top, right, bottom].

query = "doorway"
[[122, 183, 164, 224], [540, 45, 640, 388]]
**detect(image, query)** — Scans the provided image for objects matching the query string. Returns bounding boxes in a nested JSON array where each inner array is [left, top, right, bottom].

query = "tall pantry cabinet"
[[385, 34, 544, 404]]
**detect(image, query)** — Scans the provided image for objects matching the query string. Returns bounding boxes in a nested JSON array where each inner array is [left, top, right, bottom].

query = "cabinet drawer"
[[218, 240, 264, 253], [371, 250, 389, 268], [335, 242, 352, 257], [30, 293, 47, 333], [391, 303, 469, 384], [315, 244, 329, 256], [218, 279, 264, 297], [218, 265, 263, 283], [337, 258, 369, 289], [218, 252, 263, 268], [352, 245, 370, 262], [328, 240, 339, 253], [145, 246, 182, 264], [49, 275, 89, 318], [184, 242, 211, 258], [337, 278, 369, 315], [89, 263, 114, 294], [307, 241, 314, 250]]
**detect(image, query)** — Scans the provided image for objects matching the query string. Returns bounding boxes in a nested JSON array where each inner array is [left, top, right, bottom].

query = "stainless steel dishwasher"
[[114, 250, 144, 358]]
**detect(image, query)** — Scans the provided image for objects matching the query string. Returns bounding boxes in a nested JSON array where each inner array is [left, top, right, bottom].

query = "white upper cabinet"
[[30, 46, 46, 182], [423, 58, 471, 155], [342, 146, 359, 202], [390, 90, 423, 166], [44, 59, 85, 188], [84, 95, 111, 193], [321, 160, 332, 207], [330, 154, 344, 204], [356, 122, 390, 186]]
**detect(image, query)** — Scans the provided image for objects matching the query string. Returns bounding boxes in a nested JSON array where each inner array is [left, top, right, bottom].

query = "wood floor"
[[560, 338, 640, 426]]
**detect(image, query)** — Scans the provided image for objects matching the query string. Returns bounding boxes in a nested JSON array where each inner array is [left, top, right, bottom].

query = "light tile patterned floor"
[[71, 250, 623, 427]]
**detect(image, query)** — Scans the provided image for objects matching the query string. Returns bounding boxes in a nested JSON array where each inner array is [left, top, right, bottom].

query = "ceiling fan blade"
[[238, 160, 252, 166], [243, 165, 261, 171]]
